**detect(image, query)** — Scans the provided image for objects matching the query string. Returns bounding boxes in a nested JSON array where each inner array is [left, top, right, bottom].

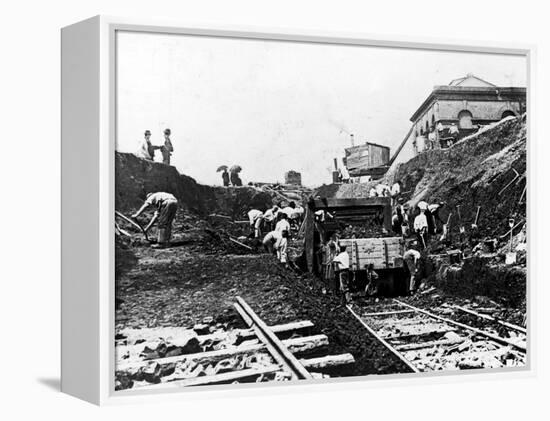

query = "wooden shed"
[[343, 142, 390, 178]]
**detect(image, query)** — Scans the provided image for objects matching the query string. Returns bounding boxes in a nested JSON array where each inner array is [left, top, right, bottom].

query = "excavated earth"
[[115, 215, 411, 378]]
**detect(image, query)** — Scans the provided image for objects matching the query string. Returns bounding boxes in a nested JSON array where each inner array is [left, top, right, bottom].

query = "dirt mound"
[[395, 116, 526, 238], [115, 152, 272, 218]]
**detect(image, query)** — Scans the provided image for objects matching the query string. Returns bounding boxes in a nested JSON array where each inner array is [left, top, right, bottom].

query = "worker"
[[392, 206, 404, 234], [403, 243, 421, 295], [323, 234, 340, 289], [221, 169, 230, 186], [263, 205, 280, 231], [390, 182, 401, 197], [428, 128, 436, 150], [413, 208, 428, 249], [332, 245, 351, 304], [136, 130, 158, 161], [247, 209, 264, 238], [132, 192, 178, 248], [160, 128, 174, 165], [290, 205, 305, 224], [428, 202, 445, 234], [449, 123, 459, 145], [365, 263, 380, 296], [262, 230, 289, 264], [275, 212, 291, 234], [280, 202, 296, 219]]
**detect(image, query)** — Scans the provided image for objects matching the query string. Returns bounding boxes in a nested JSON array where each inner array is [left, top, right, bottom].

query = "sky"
[[116, 31, 527, 187]]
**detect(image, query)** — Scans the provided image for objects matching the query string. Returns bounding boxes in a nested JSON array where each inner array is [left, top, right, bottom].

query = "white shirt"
[[248, 209, 263, 224], [414, 213, 428, 231], [263, 207, 279, 222], [145, 192, 177, 207], [332, 251, 350, 270], [280, 207, 295, 218], [290, 206, 304, 219], [403, 249, 421, 262], [391, 183, 401, 197], [275, 219, 291, 233]]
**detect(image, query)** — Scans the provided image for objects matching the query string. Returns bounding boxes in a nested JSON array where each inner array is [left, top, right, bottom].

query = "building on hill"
[[409, 74, 526, 153]]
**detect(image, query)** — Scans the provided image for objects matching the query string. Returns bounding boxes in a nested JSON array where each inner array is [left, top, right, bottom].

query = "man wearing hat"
[[136, 130, 157, 161], [160, 128, 174, 165]]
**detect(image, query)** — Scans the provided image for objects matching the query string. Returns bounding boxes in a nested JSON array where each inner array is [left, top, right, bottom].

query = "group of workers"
[[413, 123, 462, 155], [136, 128, 174, 165], [246, 202, 305, 265], [392, 200, 445, 249]]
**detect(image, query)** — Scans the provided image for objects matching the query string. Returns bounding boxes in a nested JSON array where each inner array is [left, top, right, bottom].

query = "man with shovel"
[[132, 192, 179, 248]]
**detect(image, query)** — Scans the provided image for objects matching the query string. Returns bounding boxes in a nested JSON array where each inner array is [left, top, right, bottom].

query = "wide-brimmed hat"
[[164, 128, 171, 135], [144, 130, 151, 135]]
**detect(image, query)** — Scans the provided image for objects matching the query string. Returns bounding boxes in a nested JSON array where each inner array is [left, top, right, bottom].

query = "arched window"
[[458, 110, 473, 129], [501, 110, 516, 120], [431, 115, 435, 129]]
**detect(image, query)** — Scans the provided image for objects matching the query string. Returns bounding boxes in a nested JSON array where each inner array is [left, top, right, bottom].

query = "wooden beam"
[[394, 336, 464, 351], [312, 197, 391, 210], [301, 354, 355, 370], [228, 236, 253, 251], [362, 310, 416, 317], [135, 365, 283, 390], [117, 334, 329, 372]]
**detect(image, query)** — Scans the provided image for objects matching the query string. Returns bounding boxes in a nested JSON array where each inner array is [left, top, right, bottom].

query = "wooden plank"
[[394, 336, 464, 351], [312, 197, 391, 210], [117, 334, 328, 372], [228, 236, 253, 251], [394, 300, 527, 352], [346, 305, 420, 373], [301, 354, 355, 370], [363, 310, 416, 317], [136, 365, 283, 390]]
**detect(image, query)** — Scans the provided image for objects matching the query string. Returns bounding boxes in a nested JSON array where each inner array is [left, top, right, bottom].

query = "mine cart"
[[304, 197, 407, 294]]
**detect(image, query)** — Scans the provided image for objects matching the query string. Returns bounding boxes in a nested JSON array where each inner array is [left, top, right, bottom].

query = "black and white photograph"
[[113, 30, 528, 391]]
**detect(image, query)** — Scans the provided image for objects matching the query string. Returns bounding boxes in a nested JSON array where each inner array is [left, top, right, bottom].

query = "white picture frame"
[[61, 15, 534, 405]]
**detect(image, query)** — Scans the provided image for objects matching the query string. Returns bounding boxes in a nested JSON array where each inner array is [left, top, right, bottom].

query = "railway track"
[[347, 299, 526, 373], [115, 297, 355, 390]]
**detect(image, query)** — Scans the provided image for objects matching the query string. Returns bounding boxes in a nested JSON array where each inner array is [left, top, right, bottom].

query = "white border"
[[91, 15, 534, 405]]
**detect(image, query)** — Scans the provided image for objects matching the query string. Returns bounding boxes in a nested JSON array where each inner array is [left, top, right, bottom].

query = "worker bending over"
[[262, 230, 289, 264], [247, 209, 264, 238], [403, 243, 421, 295], [132, 192, 178, 248], [263, 205, 280, 231], [275, 213, 291, 234], [332, 245, 351, 304]]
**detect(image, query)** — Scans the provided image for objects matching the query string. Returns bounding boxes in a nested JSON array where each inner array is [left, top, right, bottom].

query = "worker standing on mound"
[[136, 130, 158, 161], [132, 192, 179, 248], [160, 128, 174, 165]]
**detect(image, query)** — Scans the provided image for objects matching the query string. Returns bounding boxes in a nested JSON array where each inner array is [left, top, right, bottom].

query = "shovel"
[[506, 217, 517, 264], [440, 212, 452, 241], [457, 205, 465, 234], [115, 210, 150, 242], [471, 206, 481, 230]]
